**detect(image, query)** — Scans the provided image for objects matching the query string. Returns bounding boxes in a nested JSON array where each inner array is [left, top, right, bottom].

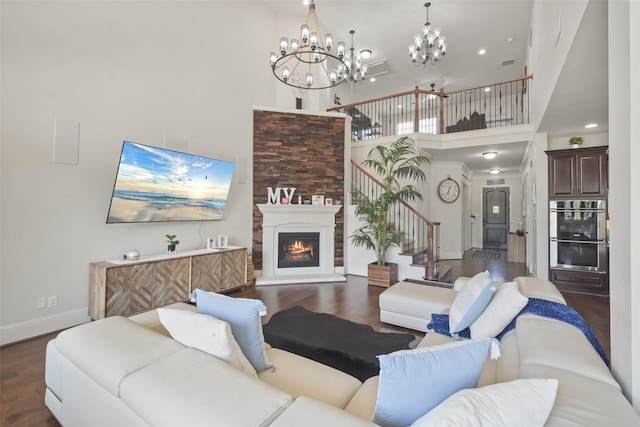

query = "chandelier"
[[269, 0, 348, 90], [339, 30, 368, 85], [409, 2, 448, 66]]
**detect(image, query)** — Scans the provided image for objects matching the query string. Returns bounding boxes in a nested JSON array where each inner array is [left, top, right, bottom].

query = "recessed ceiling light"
[[489, 168, 500, 174], [360, 49, 372, 60], [484, 87, 491, 92], [507, 37, 514, 43], [478, 48, 487, 55], [585, 123, 598, 129], [483, 152, 497, 159], [397, 105, 402, 109], [369, 77, 376, 82]]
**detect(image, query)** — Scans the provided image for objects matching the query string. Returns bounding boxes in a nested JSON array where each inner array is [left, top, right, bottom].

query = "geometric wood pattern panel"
[[105, 262, 155, 317], [221, 249, 247, 292], [152, 258, 190, 307], [89, 248, 248, 319], [191, 252, 223, 292]]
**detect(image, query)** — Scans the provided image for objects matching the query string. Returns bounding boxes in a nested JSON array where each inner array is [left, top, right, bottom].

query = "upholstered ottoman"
[[379, 281, 457, 332]]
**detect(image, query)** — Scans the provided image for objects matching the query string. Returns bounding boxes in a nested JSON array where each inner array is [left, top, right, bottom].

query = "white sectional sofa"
[[44, 277, 640, 426]]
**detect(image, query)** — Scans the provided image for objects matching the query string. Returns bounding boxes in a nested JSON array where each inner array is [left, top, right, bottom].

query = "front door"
[[483, 187, 509, 250]]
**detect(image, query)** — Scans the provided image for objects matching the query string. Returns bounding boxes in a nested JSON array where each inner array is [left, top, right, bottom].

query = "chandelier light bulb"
[[309, 31, 318, 50], [269, 52, 277, 66], [279, 37, 289, 55], [325, 33, 333, 50], [300, 24, 309, 44], [282, 67, 290, 81], [305, 72, 313, 87], [290, 39, 299, 51]]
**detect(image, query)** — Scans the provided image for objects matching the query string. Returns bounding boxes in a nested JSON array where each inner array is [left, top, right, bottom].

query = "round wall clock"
[[437, 177, 460, 203]]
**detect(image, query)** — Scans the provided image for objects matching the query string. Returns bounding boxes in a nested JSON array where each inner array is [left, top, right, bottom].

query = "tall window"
[[396, 117, 438, 135]]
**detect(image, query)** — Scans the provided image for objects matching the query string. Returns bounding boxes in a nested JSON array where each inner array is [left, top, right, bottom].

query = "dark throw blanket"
[[263, 306, 415, 381], [427, 298, 609, 365]]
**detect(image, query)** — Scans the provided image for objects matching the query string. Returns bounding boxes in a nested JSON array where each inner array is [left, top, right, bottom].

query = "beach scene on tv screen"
[[107, 142, 235, 223]]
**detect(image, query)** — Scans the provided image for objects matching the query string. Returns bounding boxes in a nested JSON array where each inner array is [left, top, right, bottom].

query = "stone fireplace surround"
[[256, 204, 346, 285]]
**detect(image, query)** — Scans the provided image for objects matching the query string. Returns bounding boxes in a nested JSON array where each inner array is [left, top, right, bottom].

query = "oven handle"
[[551, 238, 605, 244]]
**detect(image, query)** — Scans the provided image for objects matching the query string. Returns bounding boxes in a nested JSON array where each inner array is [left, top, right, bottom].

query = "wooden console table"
[[89, 247, 247, 320]]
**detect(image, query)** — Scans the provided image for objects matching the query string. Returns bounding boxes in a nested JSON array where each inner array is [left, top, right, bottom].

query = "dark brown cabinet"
[[546, 146, 609, 295], [547, 147, 608, 199]]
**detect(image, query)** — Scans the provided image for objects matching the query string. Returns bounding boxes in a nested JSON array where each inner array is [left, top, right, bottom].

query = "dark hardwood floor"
[[0, 249, 610, 427]]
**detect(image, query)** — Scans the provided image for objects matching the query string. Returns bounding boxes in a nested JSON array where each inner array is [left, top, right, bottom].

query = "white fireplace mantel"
[[256, 204, 346, 285]]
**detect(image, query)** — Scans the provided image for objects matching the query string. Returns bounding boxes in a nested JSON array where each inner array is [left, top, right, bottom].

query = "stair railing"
[[352, 161, 442, 279]]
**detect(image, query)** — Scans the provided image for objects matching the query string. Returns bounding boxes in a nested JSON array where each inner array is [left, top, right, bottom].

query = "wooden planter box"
[[368, 262, 399, 288]]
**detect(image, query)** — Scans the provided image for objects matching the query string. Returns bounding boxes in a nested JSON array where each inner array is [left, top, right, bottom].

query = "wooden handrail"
[[352, 160, 440, 227]]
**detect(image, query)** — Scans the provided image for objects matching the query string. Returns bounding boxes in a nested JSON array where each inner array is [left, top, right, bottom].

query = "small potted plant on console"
[[165, 234, 180, 254]]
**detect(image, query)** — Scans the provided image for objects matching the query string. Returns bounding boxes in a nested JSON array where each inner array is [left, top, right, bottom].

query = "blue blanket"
[[427, 298, 609, 365]]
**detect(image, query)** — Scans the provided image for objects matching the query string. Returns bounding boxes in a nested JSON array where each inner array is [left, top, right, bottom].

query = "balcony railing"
[[329, 74, 532, 140]]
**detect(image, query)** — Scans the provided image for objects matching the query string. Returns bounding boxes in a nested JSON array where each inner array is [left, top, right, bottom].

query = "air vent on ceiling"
[[501, 59, 515, 66], [365, 60, 392, 78], [487, 178, 505, 185]]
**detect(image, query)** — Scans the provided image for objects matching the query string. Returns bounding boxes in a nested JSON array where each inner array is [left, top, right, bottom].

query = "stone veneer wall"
[[252, 109, 345, 270]]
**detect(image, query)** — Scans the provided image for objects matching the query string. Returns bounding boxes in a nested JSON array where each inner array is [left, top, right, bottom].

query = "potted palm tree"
[[351, 136, 430, 287]]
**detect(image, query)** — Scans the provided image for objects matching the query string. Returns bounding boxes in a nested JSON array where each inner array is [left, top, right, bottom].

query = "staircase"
[[351, 161, 443, 282]]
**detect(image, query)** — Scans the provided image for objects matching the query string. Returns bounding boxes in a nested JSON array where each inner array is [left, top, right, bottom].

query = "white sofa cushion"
[[519, 364, 640, 427], [270, 396, 378, 427], [514, 276, 566, 304], [54, 316, 184, 397], [344, 376, 379, 421], [157, 307, 257, 377], [259, 348, 362, 409], [411, 378, 558, 427], [470, 282, 528, 339], [120, 347, 293, 427], [516, 315, 616, 388]]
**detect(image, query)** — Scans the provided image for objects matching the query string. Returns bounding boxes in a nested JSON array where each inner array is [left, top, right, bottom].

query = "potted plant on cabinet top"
[[569, 136, 584, 148], [165, 234, 180, 254], [351, 136, 430, 287]]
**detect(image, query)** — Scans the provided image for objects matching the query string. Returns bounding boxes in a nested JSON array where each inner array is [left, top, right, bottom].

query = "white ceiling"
[[263, 0, 608, 175]]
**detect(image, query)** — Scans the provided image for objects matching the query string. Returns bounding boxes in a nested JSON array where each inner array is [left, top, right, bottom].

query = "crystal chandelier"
[[269, 0, 348, 90], [338, 30, 368, 85], [409, 2, 448, 66]]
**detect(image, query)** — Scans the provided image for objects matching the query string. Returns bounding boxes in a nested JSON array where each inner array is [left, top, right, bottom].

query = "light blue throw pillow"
[[449, 270, 495, 334], [374, 337, 500, 427], [193, 289, 272, 372]]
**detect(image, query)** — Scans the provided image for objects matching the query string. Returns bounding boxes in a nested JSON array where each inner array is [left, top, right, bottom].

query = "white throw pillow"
[[411, 378, 558, 427], [449, 270, 495, 334], [157, 307, 257, 377], [470, 282, 529, 339]]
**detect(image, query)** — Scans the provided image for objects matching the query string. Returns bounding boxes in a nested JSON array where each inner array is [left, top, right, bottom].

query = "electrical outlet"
[[37, 297, 46, 309], [47, 296, 58, 308]]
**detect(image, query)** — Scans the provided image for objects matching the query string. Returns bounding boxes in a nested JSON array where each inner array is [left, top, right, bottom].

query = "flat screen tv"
[[106, 141, 235, 223]]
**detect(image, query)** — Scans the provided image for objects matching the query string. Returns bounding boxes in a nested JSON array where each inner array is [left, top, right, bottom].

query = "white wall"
[[0, 1, 277, 344], [529, 0, 588, 130], [608, 0, 640, 410]]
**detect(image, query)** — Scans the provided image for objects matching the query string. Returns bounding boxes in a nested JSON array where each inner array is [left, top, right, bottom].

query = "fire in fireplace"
[[278, 232, 320, 269]]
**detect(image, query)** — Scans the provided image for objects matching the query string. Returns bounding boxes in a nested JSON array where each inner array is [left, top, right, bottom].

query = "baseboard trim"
[[0, 308, 91, 346]]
